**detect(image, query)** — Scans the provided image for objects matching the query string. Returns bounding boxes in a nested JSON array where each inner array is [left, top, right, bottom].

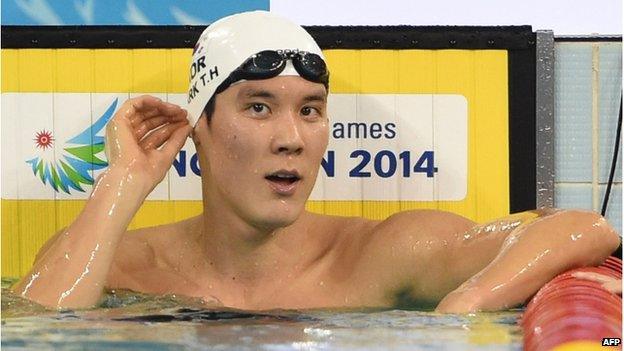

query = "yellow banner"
[[1, 48, 509, 277]]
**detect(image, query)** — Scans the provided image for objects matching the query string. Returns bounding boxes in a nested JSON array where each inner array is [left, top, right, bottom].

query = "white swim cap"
[[186, 10, 326, 127]]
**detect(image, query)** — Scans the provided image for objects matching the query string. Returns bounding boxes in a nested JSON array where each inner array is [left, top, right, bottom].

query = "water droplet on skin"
[[108, 203, 116, 216], [20, 272, 41, 297], [64, 252, 70, 260], [425, 240, 434, 250], [319, 281, 325, 286], [484, 224, 497, 232], [570, 233, 582, 241], [592, 218, 606, 228]]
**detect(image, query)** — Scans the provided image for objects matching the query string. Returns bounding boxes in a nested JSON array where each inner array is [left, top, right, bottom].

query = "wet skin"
[[13, 76, 621, 312]]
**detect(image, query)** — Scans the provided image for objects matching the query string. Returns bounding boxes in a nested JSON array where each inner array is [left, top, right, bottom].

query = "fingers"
[[121, 95, 186, 126], [572, 272, 622, 295], [139, 121, 188, 150], [130, 95, 176, 115], [134, 113, 186, 142], [159, 123, 193, 162], [121, 95, 188, 142], [571, 271, 613, 284], [130, 102, 185, 125], [602, 280, 622, 295], [135, 116, 170, 141]]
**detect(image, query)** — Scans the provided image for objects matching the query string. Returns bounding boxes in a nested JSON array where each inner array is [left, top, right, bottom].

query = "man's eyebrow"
[[239, 88, 277, 101], [301, 93, 327, 104], [238, 88, 327, 103]]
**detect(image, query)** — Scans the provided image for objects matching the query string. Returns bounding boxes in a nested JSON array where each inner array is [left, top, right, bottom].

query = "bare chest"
[[113, 261, 387, 311]]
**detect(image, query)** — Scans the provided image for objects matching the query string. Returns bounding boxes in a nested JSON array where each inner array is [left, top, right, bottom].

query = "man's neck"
[[196, 194, 323, 292]]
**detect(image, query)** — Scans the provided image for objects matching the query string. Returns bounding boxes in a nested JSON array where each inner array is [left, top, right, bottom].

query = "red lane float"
[[521, 256, 622, 351]]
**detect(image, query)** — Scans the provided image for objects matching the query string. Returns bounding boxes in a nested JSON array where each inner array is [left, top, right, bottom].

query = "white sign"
[[310, 94, 467, 201], [1, 93, 467, 201]]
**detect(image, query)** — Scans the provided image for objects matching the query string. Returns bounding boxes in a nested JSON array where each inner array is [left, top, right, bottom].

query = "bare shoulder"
[[361, 209, 476, 265], [348, 210, 476, 296], [304, 210, 477, 306], [371, 209, 475, 239], [301, 209, 475, 260]]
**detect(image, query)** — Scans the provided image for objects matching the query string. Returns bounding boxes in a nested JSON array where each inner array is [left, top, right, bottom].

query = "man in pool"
[[13, 11, 620, 312]]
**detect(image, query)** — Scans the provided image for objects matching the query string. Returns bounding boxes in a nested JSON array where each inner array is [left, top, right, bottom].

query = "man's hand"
[[435, 287, 482, 314], [105, 95, 192, 196], [572, 271, 622, 295]]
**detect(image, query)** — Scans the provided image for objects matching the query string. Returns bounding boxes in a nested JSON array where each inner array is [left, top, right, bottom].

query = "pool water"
[[1, 278, 523, 350]]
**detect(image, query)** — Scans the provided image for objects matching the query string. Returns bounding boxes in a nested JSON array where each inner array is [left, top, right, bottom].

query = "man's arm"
[[360, 209, 619, 312], [11, 96, 191, 309], [435, 209, 620, 313]]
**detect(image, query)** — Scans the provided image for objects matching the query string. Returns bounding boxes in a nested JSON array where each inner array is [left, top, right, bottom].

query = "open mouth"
[[265, 170, 301, 195]]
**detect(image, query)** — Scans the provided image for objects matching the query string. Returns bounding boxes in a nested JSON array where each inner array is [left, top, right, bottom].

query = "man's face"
[[197, 75, 329, 230]]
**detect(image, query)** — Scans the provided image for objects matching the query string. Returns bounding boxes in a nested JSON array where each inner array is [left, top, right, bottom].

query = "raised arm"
[[11, 95, 192, 309]]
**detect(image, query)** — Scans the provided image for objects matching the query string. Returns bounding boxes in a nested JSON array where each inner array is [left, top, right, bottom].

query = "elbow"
[[587, 213, 621, 257], [553, 209, 620, 266]]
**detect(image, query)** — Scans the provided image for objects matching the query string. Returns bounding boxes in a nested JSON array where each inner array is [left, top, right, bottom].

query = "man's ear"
[[191, 114, 208, 147], [191, 130, 200, 147]]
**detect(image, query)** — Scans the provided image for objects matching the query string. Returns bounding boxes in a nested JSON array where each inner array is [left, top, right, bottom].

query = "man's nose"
[[270, 109, 304, 155]]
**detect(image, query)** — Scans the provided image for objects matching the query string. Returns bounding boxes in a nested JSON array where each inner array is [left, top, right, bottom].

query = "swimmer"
[[12, 11, 621, 313]]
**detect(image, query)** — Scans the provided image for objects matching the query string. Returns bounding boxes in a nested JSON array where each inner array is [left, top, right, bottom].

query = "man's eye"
[[249, 103, 269, 114], [301, 106, 320, 117]]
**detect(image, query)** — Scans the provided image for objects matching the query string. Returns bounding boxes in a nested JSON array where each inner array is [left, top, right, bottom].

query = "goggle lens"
[[217, 50, 329, 94], [252, 51, 284, 71]]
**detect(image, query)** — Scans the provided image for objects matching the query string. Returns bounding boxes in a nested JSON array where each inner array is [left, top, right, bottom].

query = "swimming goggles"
[[215, 49, 329, 94]]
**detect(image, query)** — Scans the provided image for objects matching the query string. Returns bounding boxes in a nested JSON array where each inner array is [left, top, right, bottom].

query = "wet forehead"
[[234, 78, 327, 103]]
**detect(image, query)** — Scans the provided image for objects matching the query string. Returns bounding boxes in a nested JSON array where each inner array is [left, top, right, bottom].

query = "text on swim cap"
[[188, 55, 219, 103]]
